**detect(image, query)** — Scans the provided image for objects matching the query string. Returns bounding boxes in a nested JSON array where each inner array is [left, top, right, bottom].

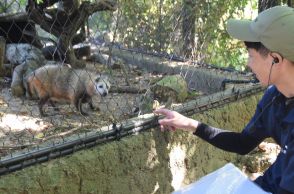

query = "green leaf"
[[36, 0, 44, 5]]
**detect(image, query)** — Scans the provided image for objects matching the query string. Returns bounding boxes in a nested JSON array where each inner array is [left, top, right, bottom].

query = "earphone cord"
[[267, 62, 274, 87]]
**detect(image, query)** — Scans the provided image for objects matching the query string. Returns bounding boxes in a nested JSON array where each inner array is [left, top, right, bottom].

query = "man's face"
[[247, 48, 273, 86]]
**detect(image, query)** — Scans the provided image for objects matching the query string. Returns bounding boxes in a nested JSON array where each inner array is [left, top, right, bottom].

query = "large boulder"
[[151, 74, 188, 102], [135, 75, 189, 115], [6, 44, 45, 97]]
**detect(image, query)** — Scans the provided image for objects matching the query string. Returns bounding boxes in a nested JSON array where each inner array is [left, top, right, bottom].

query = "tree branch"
[[26, 0, 117, 67]]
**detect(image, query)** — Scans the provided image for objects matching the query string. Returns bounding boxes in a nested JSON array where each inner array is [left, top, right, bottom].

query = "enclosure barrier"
[[0, 83, 264, 175]]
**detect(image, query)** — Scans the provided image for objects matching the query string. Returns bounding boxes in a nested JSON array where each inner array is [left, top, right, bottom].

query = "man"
[[155, 6, 294, 194]]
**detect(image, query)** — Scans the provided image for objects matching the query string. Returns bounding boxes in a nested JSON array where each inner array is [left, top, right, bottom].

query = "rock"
[[240, 142, 280, 174], [151, 74, 188, 102], [6, 44, 45, 97], [11, 59, 42, 97], [5, 43, 45, 68], [134, 75, 188, 115], [11, 62, 26, 96]]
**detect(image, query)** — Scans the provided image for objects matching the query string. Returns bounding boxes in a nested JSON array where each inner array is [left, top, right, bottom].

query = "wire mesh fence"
[[0, 0, 260, 174]]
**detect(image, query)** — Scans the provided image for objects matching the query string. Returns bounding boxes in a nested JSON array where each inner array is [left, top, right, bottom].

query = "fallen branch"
[[39, 126, 91, 143], [0, 143, 37, 150], [110, 86, 147, 94]]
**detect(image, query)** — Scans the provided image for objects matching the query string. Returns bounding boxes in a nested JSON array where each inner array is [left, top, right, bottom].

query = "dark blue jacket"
[[245, 86, 294, 193], [194, 86, 294, 194]]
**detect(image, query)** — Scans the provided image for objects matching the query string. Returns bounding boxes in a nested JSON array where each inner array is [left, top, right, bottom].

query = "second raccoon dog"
[[27, 65, 110, 116]]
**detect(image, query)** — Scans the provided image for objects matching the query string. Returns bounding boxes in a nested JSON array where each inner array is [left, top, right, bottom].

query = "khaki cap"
[[227, 6, 294, 62]]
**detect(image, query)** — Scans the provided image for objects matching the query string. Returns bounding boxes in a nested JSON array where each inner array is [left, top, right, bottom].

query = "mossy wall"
[[0, 93, 262, 194]]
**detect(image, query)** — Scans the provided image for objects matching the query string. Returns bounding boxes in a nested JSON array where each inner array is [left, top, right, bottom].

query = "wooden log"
[[0, 12, 28, 22], [0, 12, 42, 48], [110, 86, 147, 94], [0, 36, 7, 77]]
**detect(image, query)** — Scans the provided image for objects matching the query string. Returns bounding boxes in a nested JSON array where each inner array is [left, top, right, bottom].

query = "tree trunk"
[[181, 0, 196, 58], [0, 36, 6, 77], [156, 0, 164, 52], [258, 0, 279, 12], [26, 0, 117, 68], [258, 0, 293, 12]]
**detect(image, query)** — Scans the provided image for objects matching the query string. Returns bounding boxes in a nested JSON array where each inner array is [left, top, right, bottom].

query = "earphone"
[[272, 57, 279, 65]]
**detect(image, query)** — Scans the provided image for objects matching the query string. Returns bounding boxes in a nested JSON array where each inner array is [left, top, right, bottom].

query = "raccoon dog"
[[27, 64, 110, 116]]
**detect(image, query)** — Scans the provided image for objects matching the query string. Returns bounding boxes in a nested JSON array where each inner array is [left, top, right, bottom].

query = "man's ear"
[[270, 52, 283, 65]]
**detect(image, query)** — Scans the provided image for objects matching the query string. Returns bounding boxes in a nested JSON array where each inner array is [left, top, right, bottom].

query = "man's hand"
[[154, 108, 199, 132]]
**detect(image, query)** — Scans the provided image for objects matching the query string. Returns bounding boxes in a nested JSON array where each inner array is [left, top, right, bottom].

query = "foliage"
[[91, 0, 258, 70], [199, 0, 256, 70], [36, 0, 44, 4], [116, 0, 182, 52], [2, 0, 263, 70], [0, 0, 26, 13]]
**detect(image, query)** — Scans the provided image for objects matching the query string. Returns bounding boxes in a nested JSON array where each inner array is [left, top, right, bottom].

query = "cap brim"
[[227, 19, 260, 42]]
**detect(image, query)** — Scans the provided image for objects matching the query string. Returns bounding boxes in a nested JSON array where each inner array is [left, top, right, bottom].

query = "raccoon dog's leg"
[[88, 98, 100, 111], [88, 98, 94, 110], [38, 96, 50, 117], [49, 100, 59, 111], [75, 97, 88, 116]]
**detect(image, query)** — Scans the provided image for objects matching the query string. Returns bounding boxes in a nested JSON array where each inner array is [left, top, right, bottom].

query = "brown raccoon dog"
[[27, 64, 111, 116]]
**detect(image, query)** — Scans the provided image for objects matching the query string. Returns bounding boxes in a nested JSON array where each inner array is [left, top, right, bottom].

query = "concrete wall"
[[0, 94, 262, 194]]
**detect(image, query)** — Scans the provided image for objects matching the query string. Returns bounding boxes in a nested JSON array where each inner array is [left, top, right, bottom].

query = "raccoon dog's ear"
[[95, 76, 101, 82]]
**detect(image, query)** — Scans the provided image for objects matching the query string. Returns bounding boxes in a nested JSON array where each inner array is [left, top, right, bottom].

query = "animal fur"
[[27, 64, 110, 116]]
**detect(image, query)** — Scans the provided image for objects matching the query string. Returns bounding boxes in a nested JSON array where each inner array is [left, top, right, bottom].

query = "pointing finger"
[[154, 108, 172, 116], [158, 118, 174, 125]]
